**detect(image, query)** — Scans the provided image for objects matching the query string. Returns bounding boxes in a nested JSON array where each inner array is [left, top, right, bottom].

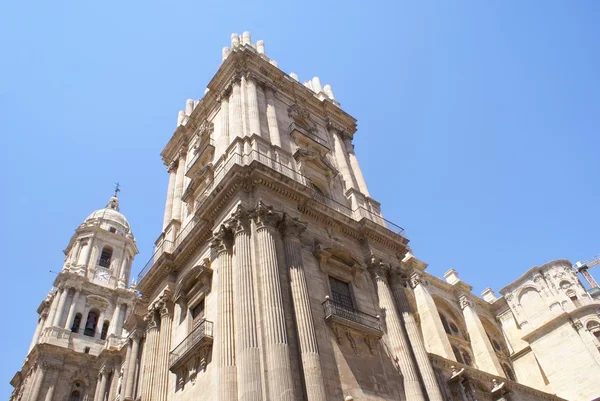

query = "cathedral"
[[10, 32, 600, 401]]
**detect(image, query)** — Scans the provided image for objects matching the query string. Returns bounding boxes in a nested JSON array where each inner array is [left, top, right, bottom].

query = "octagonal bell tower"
[[10, 193, 139, 401]]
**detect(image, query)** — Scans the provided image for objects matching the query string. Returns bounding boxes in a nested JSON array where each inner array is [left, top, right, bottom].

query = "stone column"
[[28, 363, 46, 401], [140, 310, 159, 401], [82, 237, 95, 267], [97, 309, 106, 338], [228, 206, 262, 401], [279, 214, 327, 401], [96, 367, 109, 401], [343, 135, 370, 197], [410, 272, 455, 360], [52, 287, 69, 327], [155, 295, 173, 401], [44, 291, 61, 330], [109, 303, 122, 337], [265, 85, 281, 149], [229, 77, 243, 141], [64, 289, 81, 330], [43, 367, 59, 401], [220, 91, 230, 151], [253, 202, 296, 401], [124, 332, 142, 400], [212, 226, 237, 401], [162, 164, 177, 230], [29, 313, 47, 352], [370, 262, 425, 401], [70, 240, 82, 265], [459, 294, 505, 376], [120, 340, 132, 399], [241, 74, 249, 137], [391, 271, 444, 401], [246, 74, 261, 138], [172, 152, 187, 224], [329, 125, 357, 191]]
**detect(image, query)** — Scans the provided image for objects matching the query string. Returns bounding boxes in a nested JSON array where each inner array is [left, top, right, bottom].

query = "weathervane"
[[114, 182, 121, 197]]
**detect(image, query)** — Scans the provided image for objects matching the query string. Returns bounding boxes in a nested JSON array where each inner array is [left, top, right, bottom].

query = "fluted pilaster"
[[265, 85, 281, 149], [162, 163, 177, 230], [28, 364, 45, 401], [329, 125, 357, 192], [29, 313, 47, 352], [43, 367, 59, 401], [343, 135, 370, 197], [253, 202, 295, 401], [140, 310, 159, 401], [219, 91, 230, 151], [229, 206, 262, 401], [64, 289, 81, 330], [52, 287, 69, 327], [370, 261, 425, 401], [212, 225, 237, 401], [122, 331, 141, 400], [172, 153, 187, 223], [391, 271, 444, 401], [96, 367, 110, 401], [156, 294, 173, 401], [229, 78, 243, 141], [279, 214, 327, 401], [246, 74, 261, 138]]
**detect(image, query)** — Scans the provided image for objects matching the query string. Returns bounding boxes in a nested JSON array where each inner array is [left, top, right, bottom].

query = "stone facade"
[[11, 32, 600, 401]]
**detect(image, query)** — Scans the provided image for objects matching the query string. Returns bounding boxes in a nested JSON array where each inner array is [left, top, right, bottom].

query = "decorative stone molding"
[[409, 272, 425, 289], [288, 104, 317, 134], [226, 204, 252, 234], [144, 310, 158, 330], [313, 241, 332, 272], [458, 294, 474, 310]]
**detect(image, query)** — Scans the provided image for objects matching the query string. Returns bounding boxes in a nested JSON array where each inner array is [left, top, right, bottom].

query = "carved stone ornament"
[[409, 272, 424, 289], [144, 310, 158, 330], [313, 241, 332, 272], [572, 319, 583, 331], [288, 104, 317, 134], [227, 204, 251, 234], [458, 294, 473, 310], [278, 213, 307, 239], [211, 224, 233, 254], [253, 201, 281, 230], [367, 257, 390, 282]]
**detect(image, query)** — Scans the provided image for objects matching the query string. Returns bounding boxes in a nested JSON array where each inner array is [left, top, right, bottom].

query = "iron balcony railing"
[[169, 319, 214, 369], [322, 298, 381, 332]]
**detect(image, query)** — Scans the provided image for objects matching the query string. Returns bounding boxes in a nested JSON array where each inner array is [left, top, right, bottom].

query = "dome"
[[83, 196, 133, 236]]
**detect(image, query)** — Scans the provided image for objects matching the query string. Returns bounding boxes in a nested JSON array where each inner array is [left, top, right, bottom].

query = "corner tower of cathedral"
[[11, 32, 600, 401]]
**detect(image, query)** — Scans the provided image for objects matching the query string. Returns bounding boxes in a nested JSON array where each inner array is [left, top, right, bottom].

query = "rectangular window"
[[191, 299, 205, 327], [329, 277, 354, 310]]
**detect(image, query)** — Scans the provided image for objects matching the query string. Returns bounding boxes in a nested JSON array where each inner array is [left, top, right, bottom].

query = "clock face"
[[96, 269, 111, 284]]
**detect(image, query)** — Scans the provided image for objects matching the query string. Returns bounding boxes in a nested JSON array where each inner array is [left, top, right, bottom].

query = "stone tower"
[[10, 195, 139, 401], [11, 32, 576, 401]]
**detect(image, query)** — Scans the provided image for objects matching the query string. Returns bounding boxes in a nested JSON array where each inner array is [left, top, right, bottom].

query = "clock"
[[95, 269, 111, 284]]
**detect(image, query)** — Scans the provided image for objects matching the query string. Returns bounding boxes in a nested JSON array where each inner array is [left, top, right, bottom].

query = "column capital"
[[144, 310, 158, 331], [409, 271, 426, 289], [227, 204, 252, 234], [156, 291, 173, 316], [253, 201, 281, 230], [278, 213, 307, 239], [211, 224, 233, 254], [217, 87, 232, 102], [458, 293, 474, 310], [367, 256, 391, 282]]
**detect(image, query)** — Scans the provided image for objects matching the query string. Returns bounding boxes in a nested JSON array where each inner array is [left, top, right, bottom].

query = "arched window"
[[71, 313, 82, 333], [70, 391, 81, 401], [503, 364, 516, 381], [462, 350, 473, 367], [98, 246, 113, 268], [567, 290, 581, 307], [84, 310, 99, 337], [100, 320, 110, 340], [440, 314, 452, 335]]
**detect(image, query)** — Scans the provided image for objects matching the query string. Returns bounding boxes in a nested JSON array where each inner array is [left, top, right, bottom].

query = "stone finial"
[[256, 40, 265, 55], [344, 397, 354, 401], [242, 31, 251, 46], [231, 33, 240, 47], [481, 287, 497, 303], [312, 77, 322, 93], [177, 110, 185, 126], [303, 81, 312, 90], [290, 72, 299, 81], [222, 47, 230, 61], [444, 268, 460, 285], [269, 59, 278, 67], [185, 99, 194, 115], [204, 88, 210, 95], [324, 84, 335, 99]]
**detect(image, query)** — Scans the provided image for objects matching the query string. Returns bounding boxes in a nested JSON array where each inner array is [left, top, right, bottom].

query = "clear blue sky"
[[1, 1, 598, 397]]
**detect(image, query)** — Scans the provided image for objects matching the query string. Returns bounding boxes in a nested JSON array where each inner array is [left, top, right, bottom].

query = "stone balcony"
[[322, 297, 383, 339], [169, 319, 214, 372]]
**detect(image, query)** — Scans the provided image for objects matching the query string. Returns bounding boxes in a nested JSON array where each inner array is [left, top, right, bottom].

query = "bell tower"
[[10, 193, 139, 401]]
